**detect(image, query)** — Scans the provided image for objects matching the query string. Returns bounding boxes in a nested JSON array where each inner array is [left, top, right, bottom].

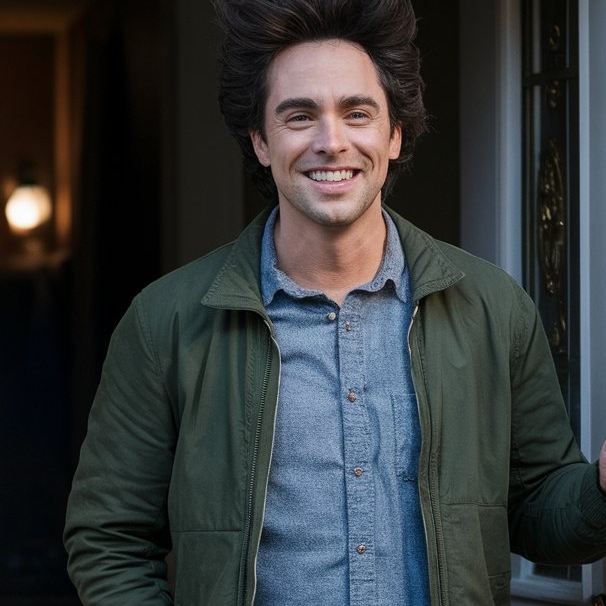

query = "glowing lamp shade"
[[5, 185, 52, 233]]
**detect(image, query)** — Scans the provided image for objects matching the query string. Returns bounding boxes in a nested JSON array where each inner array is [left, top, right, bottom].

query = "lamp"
[[2, 164, 54, 260], [5, 184, 52, 234]]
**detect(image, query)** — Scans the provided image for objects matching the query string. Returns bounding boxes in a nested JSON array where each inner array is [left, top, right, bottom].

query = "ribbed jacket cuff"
[[581, 462, 606, 531]]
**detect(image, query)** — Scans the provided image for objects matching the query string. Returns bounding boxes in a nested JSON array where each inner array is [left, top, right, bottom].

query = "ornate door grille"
[[522, 0, 581, 585], [523, 0, 580, 436]]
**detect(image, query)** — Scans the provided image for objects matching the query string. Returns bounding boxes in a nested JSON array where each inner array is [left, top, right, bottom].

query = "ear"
[[389, 124, 402, 160], [250, 130, 271, 167]]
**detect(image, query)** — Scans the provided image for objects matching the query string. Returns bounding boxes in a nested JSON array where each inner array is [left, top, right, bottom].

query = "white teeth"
[[308, 170, 354, 182]]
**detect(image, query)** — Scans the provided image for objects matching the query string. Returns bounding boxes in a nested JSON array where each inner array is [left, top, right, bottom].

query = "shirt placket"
[[337, 297, 377, 606]]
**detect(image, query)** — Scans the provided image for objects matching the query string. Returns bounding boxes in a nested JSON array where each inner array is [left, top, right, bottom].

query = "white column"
[[579, 0, 606, 598]]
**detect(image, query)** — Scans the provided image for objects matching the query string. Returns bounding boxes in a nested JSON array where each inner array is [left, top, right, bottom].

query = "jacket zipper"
[[408, 302, 448, 606], [239, 329, 274, 606]]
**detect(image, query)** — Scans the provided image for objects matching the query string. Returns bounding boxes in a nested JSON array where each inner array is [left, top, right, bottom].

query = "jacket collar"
[[202, 205, 464, 312], [201, 206, 272, 315], [384, 206, 465, 303]]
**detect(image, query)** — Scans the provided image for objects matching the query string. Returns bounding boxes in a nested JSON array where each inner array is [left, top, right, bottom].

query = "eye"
[[285, 113, 314, 130], [345, 110, 372, 124], [287, 114, 311, 123]]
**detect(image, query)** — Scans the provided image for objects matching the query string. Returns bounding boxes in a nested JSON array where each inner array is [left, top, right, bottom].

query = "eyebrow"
[[274, 95, 381, 115], [275, 97, 319, 114]]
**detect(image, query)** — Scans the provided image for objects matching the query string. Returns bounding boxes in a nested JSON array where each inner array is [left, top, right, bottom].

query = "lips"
[[307, 169, 355, 182]]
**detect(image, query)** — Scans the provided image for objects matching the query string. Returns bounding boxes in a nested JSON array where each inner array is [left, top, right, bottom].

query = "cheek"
[[274, 135, 311, 167]]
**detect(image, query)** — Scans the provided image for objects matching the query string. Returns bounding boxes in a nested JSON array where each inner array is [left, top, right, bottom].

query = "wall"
[[391, 0, 461, 245], [163, 0, 244, 270]]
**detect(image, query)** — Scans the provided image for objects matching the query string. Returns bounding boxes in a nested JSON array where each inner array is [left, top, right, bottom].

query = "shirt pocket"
[[390, 393, 421, 480]]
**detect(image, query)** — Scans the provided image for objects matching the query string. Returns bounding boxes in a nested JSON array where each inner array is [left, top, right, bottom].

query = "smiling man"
[[64, 1, 606, 605]]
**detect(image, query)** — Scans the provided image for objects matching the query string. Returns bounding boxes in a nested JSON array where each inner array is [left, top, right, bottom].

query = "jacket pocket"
[[171, 529, 243, 605], [442, 503, 511, 605]]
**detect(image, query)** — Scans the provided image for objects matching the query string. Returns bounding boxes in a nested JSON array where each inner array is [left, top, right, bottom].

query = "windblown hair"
[[213, 0, 427, 202]]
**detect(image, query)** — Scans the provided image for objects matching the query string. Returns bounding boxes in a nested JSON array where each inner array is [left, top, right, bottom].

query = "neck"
[[273, 206, 387, 306]]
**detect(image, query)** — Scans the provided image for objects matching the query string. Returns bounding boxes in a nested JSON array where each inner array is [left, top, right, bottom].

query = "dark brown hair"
[[214, 0, 426, 201]]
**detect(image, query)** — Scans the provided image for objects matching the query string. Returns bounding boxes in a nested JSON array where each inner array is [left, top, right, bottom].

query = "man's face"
[[251, 39, 401, 231]]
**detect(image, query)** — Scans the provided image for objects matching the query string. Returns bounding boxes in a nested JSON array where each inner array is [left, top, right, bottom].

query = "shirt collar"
[[260, 206, 409, 306]]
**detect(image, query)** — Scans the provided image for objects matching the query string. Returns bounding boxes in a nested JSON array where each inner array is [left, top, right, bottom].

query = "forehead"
[[265, 39, 387, 108]]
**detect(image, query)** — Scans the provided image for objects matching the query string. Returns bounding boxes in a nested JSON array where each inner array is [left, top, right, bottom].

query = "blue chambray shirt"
[[256, 208, 430, 606]]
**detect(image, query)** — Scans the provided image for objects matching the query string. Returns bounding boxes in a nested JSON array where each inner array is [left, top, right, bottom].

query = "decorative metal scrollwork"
[[547, 79, 562, 109], [523, 0, 582, 583], [538, 138, 567, 349], [547, 24, 563, 108], [549, 24, 561, 51]]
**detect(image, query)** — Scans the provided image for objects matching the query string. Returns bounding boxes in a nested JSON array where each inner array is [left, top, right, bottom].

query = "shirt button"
[[354, 467, 364, 477], [347, 392, 357, 403], [356, 544, 367, 555], [327, 312, 337, 322]]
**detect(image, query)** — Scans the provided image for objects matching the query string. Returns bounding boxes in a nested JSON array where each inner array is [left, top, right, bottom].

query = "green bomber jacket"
[[64, 206, 606, 606]]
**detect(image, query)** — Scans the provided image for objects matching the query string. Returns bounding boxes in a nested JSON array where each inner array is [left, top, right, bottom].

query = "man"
[[64, 0, 606, 604]]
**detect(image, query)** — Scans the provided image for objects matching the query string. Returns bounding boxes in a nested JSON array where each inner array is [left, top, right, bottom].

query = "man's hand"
[[600, 440, 606, 494]]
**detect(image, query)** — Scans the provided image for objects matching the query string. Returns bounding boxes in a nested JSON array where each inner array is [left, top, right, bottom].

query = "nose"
[[311, 116, 349, 155]]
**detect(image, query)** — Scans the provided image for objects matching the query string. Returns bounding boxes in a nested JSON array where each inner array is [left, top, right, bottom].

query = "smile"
[[307, 169, 355, 182]]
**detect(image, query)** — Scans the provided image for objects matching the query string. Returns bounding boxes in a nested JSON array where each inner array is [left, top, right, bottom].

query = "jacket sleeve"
[[64, 295, 176, 605], [507, 286, 606, 564]]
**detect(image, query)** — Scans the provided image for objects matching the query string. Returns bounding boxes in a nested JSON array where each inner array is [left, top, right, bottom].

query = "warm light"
[[5, 185, 52, 233]]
